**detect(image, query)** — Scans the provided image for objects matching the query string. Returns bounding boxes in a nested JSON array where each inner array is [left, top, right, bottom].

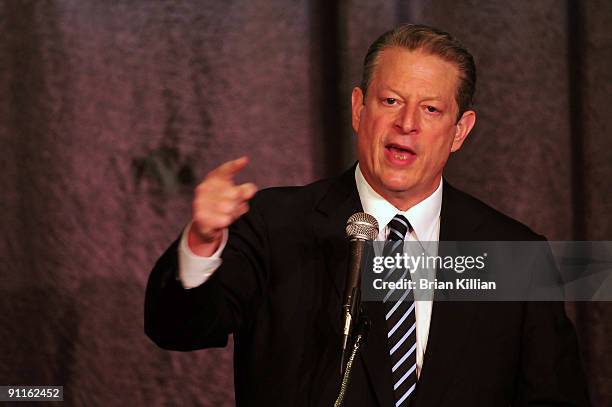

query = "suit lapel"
[[411, 181, 484, 406], [313, 166, 395, 407], [314, 166, 363, 302]]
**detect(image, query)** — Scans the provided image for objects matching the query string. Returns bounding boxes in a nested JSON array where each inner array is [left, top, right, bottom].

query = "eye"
[[425, 105, 439, 113], [383, 98, 397, 106]]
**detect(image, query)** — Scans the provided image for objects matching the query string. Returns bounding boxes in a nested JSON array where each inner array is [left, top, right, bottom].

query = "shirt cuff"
[[177, 222, 228, 289]]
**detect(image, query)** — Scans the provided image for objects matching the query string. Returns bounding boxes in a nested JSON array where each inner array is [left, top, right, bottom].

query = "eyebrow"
[[378, 86, 445, 102], [421, 97, 445, 103]]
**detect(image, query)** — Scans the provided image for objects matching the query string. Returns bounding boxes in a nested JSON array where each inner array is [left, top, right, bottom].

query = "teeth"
[[388, 146, 412, 161]]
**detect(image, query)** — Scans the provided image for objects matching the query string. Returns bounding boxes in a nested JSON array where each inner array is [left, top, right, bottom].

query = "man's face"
[[352, 47, 476, 210]]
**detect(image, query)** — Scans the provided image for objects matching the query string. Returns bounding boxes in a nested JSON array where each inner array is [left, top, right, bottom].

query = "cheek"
[[369, 118, 392, 148], [419, 129, 455, 163], [361, 118, 385, 146], [359, 113, 402, 162], [357, 132, 375, 164], [429, 136, 455, 166]]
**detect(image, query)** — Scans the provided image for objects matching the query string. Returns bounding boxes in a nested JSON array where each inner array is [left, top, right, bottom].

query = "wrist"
[[187, 224, 221, 257]]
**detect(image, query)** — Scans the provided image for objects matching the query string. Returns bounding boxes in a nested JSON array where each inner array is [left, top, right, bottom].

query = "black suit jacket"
[[145, 166, 590, 406]]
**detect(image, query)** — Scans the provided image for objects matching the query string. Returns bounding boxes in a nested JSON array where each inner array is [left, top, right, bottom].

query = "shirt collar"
[[355, 163, 442, 241]]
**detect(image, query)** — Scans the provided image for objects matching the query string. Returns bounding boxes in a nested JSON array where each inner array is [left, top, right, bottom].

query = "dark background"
[[1, 0, 610, 405]]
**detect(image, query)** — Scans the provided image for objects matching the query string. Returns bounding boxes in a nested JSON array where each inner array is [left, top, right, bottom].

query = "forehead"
[[370, 47, 460, 102]]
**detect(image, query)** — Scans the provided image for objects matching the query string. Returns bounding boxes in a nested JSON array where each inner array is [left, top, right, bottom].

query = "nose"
[[394, 105, 419, 134]]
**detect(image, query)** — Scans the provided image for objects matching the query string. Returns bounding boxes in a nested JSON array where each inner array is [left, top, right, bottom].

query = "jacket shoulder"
[[443, 182, 545, 241], [249, 175, 338, 214]]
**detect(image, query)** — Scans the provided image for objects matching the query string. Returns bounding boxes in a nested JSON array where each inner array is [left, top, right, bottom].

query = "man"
[[145, 25, 589, 406]]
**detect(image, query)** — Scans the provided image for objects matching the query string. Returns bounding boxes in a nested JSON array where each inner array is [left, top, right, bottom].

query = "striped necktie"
[[383, 215, 417, 407]]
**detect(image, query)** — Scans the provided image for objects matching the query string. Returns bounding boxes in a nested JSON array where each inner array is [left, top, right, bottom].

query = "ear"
[[450, 110, 476, 152], [351, 87, 365, 133]]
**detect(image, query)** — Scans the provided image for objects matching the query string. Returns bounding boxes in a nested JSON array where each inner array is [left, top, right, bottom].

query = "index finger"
[[210, 156, 249, 179]]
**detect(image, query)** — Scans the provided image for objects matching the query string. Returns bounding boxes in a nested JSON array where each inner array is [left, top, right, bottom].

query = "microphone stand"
[[340, 236, 372, 375], [336, 212, 378, 406], [335, 312, 370, 407], [340, 284, 361, 375]]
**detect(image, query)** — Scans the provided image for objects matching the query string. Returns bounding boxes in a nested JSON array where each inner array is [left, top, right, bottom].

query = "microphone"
[[341, 212, 379, 374]]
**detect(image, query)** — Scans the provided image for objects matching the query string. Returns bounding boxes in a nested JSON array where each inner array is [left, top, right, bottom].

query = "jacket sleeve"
[[513, 242, 591, 406], [144, 198, 269, 351]]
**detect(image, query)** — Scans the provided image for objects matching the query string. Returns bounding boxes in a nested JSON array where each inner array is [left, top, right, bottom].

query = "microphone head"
[[346, 212, 379, 241]]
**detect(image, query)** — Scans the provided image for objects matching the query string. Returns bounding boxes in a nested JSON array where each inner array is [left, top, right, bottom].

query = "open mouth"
[[385, 143, 415, 161]]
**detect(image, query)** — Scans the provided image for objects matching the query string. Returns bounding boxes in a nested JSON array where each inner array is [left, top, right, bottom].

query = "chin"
[[382, 179, 415, 194]]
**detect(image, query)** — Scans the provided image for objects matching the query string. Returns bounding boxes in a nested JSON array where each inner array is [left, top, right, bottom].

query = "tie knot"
[[387, 215, 411, 241]]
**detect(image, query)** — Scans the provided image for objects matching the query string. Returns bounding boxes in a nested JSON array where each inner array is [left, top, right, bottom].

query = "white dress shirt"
[[178, 164, 444, 377], [354, 164, 442, 378], [178, 226, 227, 288]]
